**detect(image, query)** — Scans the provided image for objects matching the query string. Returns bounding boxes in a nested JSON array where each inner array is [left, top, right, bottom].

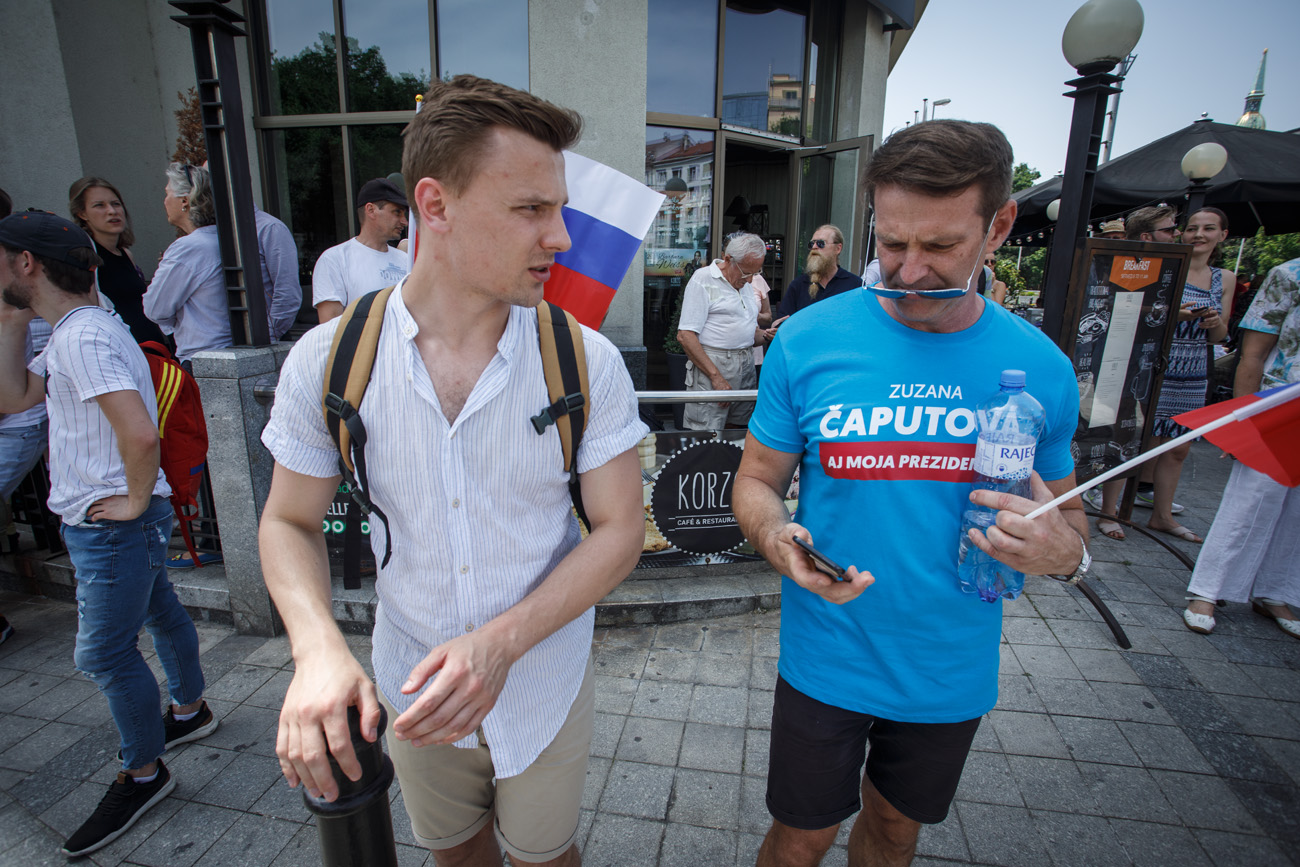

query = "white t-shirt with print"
[[311, 237, 409, 310]]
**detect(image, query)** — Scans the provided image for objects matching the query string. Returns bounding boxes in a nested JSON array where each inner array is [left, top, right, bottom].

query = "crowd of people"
[[1, 70, 1298, 867]]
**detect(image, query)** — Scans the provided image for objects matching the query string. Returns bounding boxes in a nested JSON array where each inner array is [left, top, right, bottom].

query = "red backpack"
[[140, 342, 209, 566]]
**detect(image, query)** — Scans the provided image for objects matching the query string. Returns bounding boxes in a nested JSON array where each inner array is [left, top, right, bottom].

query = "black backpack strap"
[[323, 288, 396, 588], [533, 302, 590, 529]]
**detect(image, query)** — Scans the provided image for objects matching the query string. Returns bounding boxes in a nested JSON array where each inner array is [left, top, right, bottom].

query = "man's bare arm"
[[0, 309, 44, 414], [392, 447, 644, 747], [733, 434, 873, 605], [88, 390, 161, 522], [1234, 329, 1275, 398], [677, 330, 728, 388], [259, 463, 380, 802], [316, 300, 344, 324]]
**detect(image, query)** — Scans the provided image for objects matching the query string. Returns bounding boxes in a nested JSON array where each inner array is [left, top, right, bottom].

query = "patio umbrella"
[[1009, 120, 1300, 243]]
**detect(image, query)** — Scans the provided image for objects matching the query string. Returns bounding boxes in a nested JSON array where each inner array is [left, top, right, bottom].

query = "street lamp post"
[[1041, 0, 1144, 344], [1181, 141, 1228, 218], [930, 98, 951, 119]]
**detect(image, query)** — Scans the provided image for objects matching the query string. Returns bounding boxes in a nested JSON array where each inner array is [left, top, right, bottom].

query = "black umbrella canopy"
[[1010, 120, 1300, 243]]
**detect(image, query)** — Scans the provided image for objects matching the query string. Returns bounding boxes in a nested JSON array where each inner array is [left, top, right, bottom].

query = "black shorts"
[[766, 676, 980, 828]]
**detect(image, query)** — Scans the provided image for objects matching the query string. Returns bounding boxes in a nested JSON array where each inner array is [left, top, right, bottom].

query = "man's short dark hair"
[[1, 244, 100, 296], [864, 120, 1014, 221], [402, 75, 582, 201], [1125, 205, 1177, 240]]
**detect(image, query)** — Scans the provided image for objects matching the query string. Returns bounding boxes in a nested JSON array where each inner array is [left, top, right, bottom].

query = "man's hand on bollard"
[[277, 646, 381, 803], [393, 628, 515, 747]]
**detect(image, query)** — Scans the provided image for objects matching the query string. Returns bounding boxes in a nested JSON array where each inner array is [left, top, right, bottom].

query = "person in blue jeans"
[[0, 211, 217, 857]]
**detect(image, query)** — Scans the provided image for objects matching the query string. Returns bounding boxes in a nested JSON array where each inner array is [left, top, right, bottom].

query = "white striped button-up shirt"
[[262, 281, 646, 777], [29, 306, 170, 524]]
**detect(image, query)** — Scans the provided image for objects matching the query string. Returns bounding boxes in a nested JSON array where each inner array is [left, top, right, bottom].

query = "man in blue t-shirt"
[[734, 120, 1089, 867]]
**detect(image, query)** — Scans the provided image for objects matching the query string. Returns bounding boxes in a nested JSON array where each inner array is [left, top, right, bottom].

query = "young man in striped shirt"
[[260, 76, 647, 866], [0, 212, 216, 857]]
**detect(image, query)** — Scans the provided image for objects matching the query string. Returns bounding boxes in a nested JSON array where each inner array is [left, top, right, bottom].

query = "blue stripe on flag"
[[555, 207, 643, 291]]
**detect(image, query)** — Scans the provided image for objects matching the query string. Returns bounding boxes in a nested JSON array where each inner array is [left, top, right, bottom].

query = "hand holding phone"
[[793, 536, 846, 581]]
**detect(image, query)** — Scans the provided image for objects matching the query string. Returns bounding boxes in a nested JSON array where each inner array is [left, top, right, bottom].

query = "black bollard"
[[302, 704, 399, 867]]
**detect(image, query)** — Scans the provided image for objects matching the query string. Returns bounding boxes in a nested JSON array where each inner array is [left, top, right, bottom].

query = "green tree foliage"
[[1225, 231, 1300, 284], [1012, 162, 1041, 193], [770, 116, 801, 137], [172, 88, 206, 166]]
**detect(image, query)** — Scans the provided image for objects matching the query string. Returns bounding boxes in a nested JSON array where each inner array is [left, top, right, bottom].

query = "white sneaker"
[[1135, 490, 1184, 514], [1081, 489, 1102, 511]]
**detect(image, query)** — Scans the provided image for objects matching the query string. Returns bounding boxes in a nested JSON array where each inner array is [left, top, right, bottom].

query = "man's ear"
[[413, 177, 450, 237], [987, 199, 1017, 255]]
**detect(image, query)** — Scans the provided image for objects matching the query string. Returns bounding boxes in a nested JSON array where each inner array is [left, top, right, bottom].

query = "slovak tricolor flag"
[[1174, 381, 1300, 487], [546, 151, 665, 329]]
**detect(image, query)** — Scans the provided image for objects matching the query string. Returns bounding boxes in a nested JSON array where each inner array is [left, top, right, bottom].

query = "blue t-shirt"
[[750, 289, 1079, 722]]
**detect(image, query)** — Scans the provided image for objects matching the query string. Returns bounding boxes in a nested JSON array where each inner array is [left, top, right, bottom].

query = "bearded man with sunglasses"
[[774, 224, 861, 319], [734, 120, 1088, 867]]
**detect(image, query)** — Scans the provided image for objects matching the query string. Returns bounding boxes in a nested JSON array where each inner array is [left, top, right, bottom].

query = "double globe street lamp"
[[1041, 0, 1145, 344]]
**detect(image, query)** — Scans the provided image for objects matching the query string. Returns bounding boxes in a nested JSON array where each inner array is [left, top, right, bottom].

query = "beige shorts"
[[381, 659, 594, 863], [683, 345, 757, 430]]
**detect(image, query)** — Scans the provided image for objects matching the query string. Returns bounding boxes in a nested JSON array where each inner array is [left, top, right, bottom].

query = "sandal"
[[1251, 599, 1300, 640], [1148, 524, 1203, 544], [1096, 518, 1125, 541], [1182, 607, 1215, 634]]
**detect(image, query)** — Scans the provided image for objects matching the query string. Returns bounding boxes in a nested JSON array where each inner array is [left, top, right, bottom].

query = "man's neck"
[[400, 256, 511, 351], [355, 225, 392, 253], [32, 286, 99, 328]]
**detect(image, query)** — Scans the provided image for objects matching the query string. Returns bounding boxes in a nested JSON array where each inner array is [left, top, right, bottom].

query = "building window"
[[646, 0, 718, 117], [722, 4, 806, 137], [252, 0, 529, 287]]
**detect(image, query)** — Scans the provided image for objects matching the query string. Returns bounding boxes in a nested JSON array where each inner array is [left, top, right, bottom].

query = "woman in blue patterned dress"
[[1147, 207, 1237, 542]]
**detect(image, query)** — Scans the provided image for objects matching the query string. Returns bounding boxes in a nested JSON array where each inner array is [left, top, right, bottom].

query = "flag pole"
[[1026, 382, 1300, 520], [408, 93, 423, 265]]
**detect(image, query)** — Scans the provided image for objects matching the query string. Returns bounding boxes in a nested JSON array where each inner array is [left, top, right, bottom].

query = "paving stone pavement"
[[2, 443, 1298, 866]]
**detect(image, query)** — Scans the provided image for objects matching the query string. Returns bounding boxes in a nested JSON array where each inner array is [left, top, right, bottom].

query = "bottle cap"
[[1000, 369, 1026, 389]]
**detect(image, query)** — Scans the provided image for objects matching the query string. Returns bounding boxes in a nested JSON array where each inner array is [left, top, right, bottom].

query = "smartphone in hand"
[[793, 537, 847, 581]]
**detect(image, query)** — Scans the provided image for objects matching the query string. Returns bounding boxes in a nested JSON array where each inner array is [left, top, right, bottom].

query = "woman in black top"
[[68, 177, 166, 345]]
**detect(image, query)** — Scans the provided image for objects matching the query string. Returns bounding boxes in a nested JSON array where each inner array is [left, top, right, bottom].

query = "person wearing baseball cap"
[[0, 210, 217, 857], [311, 177, 410, 323]]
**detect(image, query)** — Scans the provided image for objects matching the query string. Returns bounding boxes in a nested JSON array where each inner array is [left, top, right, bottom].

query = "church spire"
[[1237, 49, 1267, 129]]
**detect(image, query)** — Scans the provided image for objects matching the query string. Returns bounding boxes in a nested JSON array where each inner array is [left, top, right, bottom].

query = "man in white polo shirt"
[[0, 212, 216, 857], [312, 177, 410, 323], [676, 231, 766, 429]]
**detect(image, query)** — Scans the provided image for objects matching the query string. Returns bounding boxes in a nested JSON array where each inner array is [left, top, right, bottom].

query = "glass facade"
[[644, 127, 715, 364], [646, 0, 718, 117], [721, 4, 806, 136], [254, 0, 530, 290]]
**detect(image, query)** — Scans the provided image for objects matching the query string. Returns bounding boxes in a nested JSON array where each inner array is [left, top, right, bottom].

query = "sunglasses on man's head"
[[808, 239, 831, 249]]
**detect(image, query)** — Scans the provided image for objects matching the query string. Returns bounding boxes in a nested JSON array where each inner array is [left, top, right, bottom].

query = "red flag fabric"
[[1173, 383, 1300, 486]]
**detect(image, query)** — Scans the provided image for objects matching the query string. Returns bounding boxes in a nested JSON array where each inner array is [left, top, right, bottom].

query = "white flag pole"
[[1025, 382, 1300, 520]]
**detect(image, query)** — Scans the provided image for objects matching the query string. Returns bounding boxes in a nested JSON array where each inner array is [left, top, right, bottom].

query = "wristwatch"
[[1055, 530, 1091, 585]]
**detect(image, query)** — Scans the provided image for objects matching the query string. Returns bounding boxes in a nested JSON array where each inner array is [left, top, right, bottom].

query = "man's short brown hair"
[[402, 75, 582, 202], [1125, 205, 1177, 240], [864, 120, 1013, 221]]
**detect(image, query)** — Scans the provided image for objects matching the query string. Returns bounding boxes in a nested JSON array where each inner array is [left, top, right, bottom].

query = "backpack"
[[139, 341, 209, 566], [322, 289, 590, 590]]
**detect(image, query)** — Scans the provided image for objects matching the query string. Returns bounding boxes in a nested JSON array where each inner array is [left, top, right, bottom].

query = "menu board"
[[1059, 239, 1190, 484]]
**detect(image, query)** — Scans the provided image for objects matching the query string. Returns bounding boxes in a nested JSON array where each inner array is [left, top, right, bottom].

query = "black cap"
[[0, 211, 96, 269], [357, 178, 408, 210]]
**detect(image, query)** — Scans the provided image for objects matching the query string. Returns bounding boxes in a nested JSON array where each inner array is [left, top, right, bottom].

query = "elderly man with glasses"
[[774, 224, 861, 321], [676, 232, 768, 430]]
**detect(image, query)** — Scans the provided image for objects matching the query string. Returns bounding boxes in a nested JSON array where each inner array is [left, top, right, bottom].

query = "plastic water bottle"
[[957, 370, 1046, 602]]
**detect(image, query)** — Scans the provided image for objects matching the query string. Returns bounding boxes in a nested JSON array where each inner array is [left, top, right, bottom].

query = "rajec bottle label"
[[972, 438, 1035, 481]]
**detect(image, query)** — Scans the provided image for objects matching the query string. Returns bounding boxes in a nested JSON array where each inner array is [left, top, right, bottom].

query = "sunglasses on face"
[[864, 218, 996, 300], [808, 239, 832, 249], [1154, 225, 1180, 235]]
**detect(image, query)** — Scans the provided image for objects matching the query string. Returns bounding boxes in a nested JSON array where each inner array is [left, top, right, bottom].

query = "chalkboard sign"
[[1059, 239, 1191, 483]]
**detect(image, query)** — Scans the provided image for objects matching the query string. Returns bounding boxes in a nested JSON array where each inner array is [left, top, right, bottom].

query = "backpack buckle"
[[531, 392, 585, 435]]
